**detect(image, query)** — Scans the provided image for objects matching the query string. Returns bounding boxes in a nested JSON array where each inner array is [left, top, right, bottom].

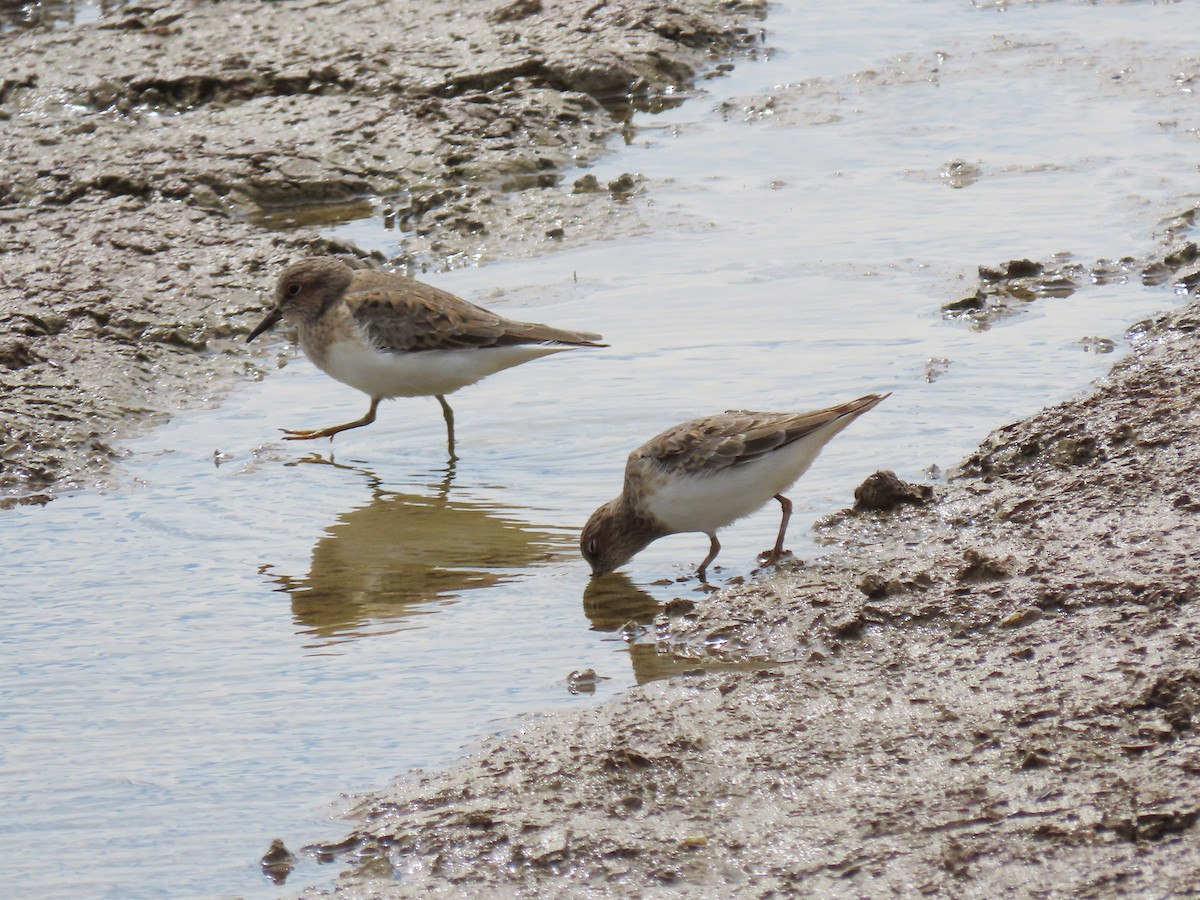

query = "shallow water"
[[0, 0, 113, 31], [3, 1, 1198, 897]]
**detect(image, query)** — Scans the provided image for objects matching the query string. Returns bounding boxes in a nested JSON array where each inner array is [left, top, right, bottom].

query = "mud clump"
[[0, 336, 41, 370], [943, 256, 1085, 326], [0, 0, 766, 506], [942, 228, 1200, 329], [852, 469, 934, 512], [259, 839, 295, 886], [1134, 670, 1200, 733], [955, 548, 1012, 583]]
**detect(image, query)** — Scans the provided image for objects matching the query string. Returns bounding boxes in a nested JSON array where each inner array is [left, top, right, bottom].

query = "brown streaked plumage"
[[246, 256, 605, 452], [581, 393, 889, 580]]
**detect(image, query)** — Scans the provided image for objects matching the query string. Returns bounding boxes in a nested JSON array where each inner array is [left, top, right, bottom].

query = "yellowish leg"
[[282, 398, 380, 441]]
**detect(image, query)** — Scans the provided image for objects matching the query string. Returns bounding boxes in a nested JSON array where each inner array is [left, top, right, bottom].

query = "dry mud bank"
[[313, 283, 1200, 893], [0, 0, 763, 506]]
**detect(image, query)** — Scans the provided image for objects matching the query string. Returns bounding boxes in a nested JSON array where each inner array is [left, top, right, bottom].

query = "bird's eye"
[[585, 539, 598, 557], [286, 283, 302, 297]]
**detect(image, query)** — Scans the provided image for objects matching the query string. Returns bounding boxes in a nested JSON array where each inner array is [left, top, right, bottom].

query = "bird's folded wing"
[[345, 282, 505, 352], [348, 280, 603, 352], [633, 404, 871, 477]]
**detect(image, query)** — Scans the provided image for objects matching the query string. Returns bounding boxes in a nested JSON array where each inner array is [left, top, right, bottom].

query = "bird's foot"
[[755, 548, 797, 570], [281, 427, 336, 441]]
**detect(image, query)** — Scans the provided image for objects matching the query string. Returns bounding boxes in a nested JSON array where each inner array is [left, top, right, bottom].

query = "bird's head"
[[246, 257, 356, 342], [580, 498, 660, 577]]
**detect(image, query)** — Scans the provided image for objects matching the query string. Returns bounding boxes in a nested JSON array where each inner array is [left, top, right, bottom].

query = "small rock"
[[923, 357, 952, 382], [567, 668, 608, 694], [1133, 668, 1200, 731], [608, 172, 639, 196], [1048, 433, 1098, 467], [528, 824, 568, 864], [572, 173, 601, 193], [940, 159, 981, 189], [1077, 336, 1115, 354], [1019, 748, 1053, 769], [859, 573, 888, 599], [943, 293, 985, 313], [998, 606, 1042, 628], [826, 605, 866, 636], [0, 336, 42, 370], [488, 0, 543, 24], [664, 597, 696, 616], [996, 258, 1044, 279], [957, 548, 1013, 583]]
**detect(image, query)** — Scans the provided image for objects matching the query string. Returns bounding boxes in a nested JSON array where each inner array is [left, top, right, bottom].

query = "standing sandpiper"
[[581, 393, 889, 580], [246, 257, 605, 453]]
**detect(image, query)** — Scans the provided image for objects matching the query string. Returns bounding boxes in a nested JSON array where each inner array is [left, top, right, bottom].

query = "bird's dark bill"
[[246, 307, 283, 343]]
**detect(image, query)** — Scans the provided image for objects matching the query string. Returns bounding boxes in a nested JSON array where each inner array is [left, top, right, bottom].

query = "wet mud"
[[312, 284, 1200, 896], [0, 0, 764, 506], [943, 232, 1200, 330]]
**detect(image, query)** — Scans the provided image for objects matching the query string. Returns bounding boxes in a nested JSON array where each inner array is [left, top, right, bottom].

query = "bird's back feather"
[[345, 272, 604, 353]]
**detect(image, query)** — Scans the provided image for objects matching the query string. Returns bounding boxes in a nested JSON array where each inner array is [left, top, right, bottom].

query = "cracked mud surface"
[[311, 293, 1200, 897], [0, 0, 762, 505]]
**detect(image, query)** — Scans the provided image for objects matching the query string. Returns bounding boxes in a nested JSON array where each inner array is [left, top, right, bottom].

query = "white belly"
[[315, 340, 567, 398], [648, 437, 827, 535]]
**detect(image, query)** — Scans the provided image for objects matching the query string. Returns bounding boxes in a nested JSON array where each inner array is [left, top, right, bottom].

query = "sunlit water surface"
[[3, 1, 1198, 896]]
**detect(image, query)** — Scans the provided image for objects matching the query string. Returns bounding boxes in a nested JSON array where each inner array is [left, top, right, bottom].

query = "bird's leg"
[[282, 398, 380, 441], [696, 532, 721, 582], [759, 493, 793, 566], [437, 394, 458, 462]]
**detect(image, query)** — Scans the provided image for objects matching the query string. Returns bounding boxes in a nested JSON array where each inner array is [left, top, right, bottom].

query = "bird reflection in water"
[[582, 573, 704, 685], [583, 573, 785, 684], [270, 454, 568, 648]]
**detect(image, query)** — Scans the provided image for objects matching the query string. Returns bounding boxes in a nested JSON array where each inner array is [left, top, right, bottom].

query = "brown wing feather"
[[631, 394, 888, 478], [345, 271, 604, 353]]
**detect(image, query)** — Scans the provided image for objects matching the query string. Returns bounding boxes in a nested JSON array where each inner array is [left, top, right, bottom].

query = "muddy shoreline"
[[0, 0, 764, 506], [308, 287, 1200, 896]]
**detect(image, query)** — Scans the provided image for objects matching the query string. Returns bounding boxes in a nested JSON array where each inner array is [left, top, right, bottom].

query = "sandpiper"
[[246, 257, 605, 451], [581, 393, 889, 580]]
